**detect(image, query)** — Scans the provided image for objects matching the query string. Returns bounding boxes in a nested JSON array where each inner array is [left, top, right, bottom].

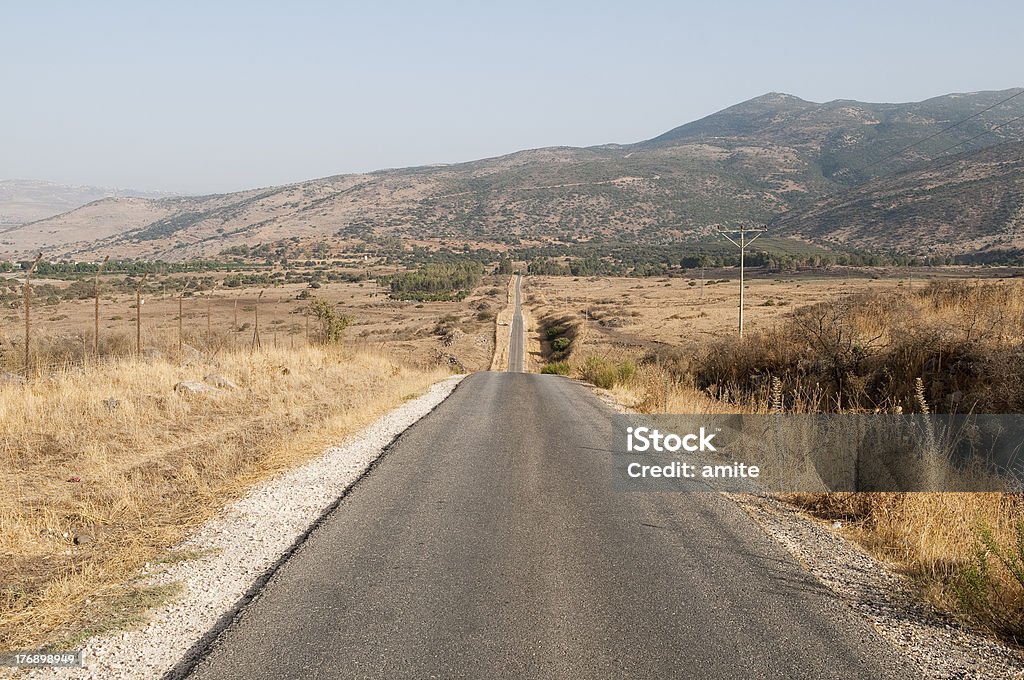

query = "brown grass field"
[[0, 346, 451, 650]]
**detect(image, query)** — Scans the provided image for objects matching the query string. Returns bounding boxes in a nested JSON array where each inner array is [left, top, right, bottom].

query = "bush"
[[541, 361, 571, 375], [579, 357, 636, 389], [546, 325, 567, 339], [308, 298, 352, 344], [551, 337, 571, 352]]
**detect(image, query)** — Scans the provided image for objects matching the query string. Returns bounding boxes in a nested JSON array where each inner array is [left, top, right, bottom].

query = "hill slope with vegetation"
[[3, 88, 1023, 261]]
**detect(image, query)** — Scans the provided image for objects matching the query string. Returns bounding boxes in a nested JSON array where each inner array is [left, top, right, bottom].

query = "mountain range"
[[2, 88, 1023, 261]]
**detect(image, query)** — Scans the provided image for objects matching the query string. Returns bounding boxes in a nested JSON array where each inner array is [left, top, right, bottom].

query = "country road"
[[507, 273, 525, 373], [181, 370, 915, 678]]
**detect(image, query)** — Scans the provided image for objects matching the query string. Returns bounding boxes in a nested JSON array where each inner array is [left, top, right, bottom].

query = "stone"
[[204, 374, 239, 390], [174, 381, 221, 396]]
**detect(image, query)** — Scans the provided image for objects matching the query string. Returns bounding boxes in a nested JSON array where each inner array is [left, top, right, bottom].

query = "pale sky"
[[2, 0, 1022, 194]]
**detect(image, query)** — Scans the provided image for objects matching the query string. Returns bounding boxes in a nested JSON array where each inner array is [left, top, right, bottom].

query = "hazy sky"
[[3, 1, 1022, 194]]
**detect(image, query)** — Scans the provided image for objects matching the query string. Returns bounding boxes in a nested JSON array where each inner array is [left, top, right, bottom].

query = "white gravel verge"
[[12, 375, 463, 680], [734, 493, 1024, 680]]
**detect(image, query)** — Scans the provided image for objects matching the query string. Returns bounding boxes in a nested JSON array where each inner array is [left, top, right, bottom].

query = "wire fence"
[[1, 281, 326, 379]]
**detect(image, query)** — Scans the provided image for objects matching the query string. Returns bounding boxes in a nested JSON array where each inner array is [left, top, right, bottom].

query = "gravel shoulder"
[[734, 494, 1024, 680], [6, 376, 464, 680]]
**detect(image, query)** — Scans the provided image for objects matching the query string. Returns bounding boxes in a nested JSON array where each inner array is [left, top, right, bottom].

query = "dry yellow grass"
[[0, 345, 450, 649]]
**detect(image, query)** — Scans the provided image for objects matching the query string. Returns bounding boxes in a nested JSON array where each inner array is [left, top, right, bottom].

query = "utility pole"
[[179, 292, 184, 356], [23, 253, 42, 372], [251, 290, 264, 351], [94, 255, 109, 357], [136, 273, 149, 356], [715, 225, 767, 337]]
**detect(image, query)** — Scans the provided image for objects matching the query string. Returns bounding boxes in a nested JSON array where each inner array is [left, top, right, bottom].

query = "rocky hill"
[[3, 88, 1022, 261]]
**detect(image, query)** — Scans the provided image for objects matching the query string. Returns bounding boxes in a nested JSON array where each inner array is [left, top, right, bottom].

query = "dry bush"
[[687, 281, 1024, 414], [0, 345, 449, 648]]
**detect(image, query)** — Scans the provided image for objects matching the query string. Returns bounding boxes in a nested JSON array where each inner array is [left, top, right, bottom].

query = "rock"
[[204, 374, 239, 390], [103, 397, 121, 411], [174, 381, 221, 396], [73, 533, 93, 545]]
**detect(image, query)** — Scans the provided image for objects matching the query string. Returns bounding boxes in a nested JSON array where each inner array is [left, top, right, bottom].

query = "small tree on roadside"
[[308, 298, 352, 344]]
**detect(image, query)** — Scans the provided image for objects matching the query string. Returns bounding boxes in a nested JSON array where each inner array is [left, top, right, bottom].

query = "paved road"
[[507, 274, 524, 373], [183, 373, 914, 679]]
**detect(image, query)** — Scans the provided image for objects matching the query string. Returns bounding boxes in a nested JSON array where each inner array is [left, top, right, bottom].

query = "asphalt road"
[[182, 372, 914, 679], [507, 274, 524, 373]]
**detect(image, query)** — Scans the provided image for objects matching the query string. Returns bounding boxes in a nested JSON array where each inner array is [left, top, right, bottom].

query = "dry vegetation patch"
[[0, 346, 449, 649]]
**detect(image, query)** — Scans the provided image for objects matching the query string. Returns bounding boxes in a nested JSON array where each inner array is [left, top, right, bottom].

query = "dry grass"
[[0, 345, 449, 649]]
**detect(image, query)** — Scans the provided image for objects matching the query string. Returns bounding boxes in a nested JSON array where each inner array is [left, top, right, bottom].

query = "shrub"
[[541, 361, 571, 375], [308, 298, 352, 344], [551, 337, 571, 352], [579, 357, 636, 389], [546, 325, 567, 339]]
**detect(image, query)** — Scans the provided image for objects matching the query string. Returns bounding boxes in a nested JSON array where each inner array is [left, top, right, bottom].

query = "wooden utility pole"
[[715, 225, 767, 337], [94, 255, 109, 356], [136, 273, 149, 356], [251, 290, 264, 351], [23, 254, 42, 372], [179, 293, 184, 356]]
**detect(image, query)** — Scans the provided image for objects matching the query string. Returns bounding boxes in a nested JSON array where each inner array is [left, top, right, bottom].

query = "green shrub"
[[546, 325, 567, 339], [551, 337, 571, 352], [541, 361, 571, 375], [308, 298, 352, 344], [579, 357, 636, 389]]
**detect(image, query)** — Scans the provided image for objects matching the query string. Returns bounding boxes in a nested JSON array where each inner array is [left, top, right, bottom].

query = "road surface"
[[181, 372, 914, 679], [507, 274, 524, 373]]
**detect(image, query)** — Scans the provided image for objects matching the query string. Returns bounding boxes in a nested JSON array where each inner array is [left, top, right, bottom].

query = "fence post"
[[251, 290, 264, 351], [23, 253, 42, 373], [136, 273, 149, 357], [94, 255, 109, 357]]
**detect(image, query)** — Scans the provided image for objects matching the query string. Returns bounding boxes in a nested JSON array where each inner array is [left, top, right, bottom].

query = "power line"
[[847, 88, 1024, 178], [921, 112, 1024, 172], [852, 88, 1024, 176], [775, 91, 1024, 228]]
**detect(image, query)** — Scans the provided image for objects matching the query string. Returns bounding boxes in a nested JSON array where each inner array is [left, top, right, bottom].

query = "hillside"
[[775, 141, 1024, 258], [3, 88, 1023, 261], [0, 180, 170, 227]]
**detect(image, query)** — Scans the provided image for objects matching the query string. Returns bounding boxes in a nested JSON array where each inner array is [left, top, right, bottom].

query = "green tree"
[[308, 298, 353, 344]]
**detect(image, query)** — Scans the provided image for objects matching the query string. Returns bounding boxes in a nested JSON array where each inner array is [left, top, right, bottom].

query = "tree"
[[308, 298, 352, 344]]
